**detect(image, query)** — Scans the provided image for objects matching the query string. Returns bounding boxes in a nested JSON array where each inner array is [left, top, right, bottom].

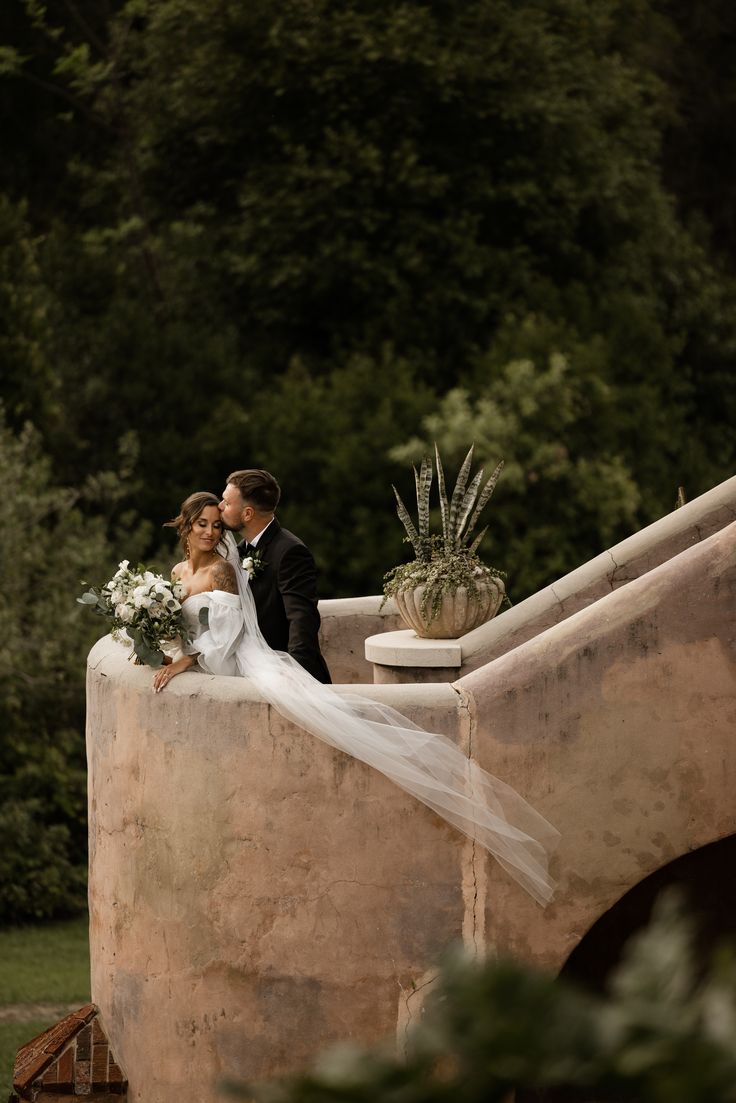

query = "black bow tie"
[[237, 540, 252, 557]]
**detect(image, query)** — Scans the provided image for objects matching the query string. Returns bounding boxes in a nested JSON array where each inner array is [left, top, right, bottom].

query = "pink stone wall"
[[86, 509, 736, 1103], [317, 596, 402, 683], [87, 652, 475, 1103], [460, 473, 736, 671], [457, 520, 736, 970]]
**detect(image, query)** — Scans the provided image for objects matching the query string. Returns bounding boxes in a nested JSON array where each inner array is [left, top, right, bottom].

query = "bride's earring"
[[185, 536, 190, 559]]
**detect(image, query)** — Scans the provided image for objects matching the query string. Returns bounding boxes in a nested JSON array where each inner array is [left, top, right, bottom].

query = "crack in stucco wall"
[[451, 683, 485, 958], [549, 583, 566, 614], [394, 681, 486, 1054], [395, 968, 438, 1055]]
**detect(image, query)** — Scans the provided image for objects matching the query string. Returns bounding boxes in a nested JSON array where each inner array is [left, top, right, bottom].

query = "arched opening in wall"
[[516, 834, 736, 1103], [561, 833, 736, 992]]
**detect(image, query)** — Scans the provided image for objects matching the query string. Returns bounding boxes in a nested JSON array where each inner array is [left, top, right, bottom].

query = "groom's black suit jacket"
[[239, 520, 331, 684]]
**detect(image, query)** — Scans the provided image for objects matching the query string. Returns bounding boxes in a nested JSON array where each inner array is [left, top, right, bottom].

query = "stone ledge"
[[365, 629, 462, 668], [460, 473, 736, 669]]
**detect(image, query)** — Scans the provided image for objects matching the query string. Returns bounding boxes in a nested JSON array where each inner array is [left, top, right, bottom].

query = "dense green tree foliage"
[[0, 0, 733, 591], [0, 414, 148, 921], [659, 0, 736, 261], [393, 318, 643, 595], [0, 0, 735, 918]]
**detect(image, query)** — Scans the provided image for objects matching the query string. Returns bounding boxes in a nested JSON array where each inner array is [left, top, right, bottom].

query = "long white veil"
[[224, 534, 559, 905]]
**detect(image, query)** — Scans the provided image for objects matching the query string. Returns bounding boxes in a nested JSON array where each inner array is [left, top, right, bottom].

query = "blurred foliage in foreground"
[[224, 893, 736, 1103]]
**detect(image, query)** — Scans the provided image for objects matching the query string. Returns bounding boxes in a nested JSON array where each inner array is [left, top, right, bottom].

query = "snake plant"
[[392, 445, 503, 561], [385, 445, 506, 622]]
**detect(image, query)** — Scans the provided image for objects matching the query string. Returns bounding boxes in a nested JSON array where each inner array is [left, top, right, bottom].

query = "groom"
[[219, 469, 332, 684]]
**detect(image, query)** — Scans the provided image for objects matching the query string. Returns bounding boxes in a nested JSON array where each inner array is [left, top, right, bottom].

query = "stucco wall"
[[317, 595, 402, 683], [460, 472, 736, 672], [86, 649, 474, 1103], [87, 516, 736, 1102], [457, 519, 736, 970]]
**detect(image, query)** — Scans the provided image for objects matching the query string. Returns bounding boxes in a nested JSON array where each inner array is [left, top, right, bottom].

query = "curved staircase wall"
[[459, 473, 736, 671], [85, 488, 736, 1103], [456, 518, 736, 969], [86, 648, 473, 1103]]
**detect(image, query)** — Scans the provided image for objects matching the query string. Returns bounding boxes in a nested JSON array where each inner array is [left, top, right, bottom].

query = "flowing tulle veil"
[[223, 533, 559, 905]]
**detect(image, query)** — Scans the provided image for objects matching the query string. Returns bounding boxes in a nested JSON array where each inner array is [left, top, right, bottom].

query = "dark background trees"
[[1, 0, 735, 919]]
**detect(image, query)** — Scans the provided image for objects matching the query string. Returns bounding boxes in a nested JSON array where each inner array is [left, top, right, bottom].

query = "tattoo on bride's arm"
[[211, 560, 238, 595]]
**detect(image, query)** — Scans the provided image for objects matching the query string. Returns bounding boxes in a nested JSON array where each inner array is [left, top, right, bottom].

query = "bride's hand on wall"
[[152, 654, 196, 693]]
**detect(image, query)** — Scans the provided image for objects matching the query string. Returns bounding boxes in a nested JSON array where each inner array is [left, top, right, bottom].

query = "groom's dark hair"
[[228, 468, 281, 513]]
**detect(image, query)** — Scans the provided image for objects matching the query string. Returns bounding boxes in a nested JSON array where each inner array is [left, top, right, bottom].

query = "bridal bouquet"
[[78, 560, 188, 668]]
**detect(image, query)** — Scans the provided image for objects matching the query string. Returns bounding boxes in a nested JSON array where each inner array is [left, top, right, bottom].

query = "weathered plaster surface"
[[87, 506, 736, 1103], [460, 472, 736, 671], [87, 654, 465, 1102], [318, 596, 402, 683], [457, 520, 736, 970]]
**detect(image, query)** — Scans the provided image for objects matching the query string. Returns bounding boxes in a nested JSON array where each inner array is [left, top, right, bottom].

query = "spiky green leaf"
[[455, 468, 484, 545], [416, 455, 433, 541], [464, 460, 504, 542], [392, 485, 422, 555], [467, 525, 489, 555], [448, 445, 475, 544], [435, 443, 450, 549]]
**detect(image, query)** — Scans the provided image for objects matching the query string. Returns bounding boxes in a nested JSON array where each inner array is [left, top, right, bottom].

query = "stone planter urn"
[[394, 576, 505, 639]]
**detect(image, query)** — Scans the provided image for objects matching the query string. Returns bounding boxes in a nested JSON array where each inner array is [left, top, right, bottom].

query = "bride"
[[151, 492, 559, 905]]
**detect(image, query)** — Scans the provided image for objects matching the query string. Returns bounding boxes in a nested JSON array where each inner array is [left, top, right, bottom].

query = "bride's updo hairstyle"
[[164, 491, 225, 556], [227, 469, 280, 513]]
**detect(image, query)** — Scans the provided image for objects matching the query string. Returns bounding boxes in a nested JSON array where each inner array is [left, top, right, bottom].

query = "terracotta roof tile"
[[12, 1005, 127, 1101]]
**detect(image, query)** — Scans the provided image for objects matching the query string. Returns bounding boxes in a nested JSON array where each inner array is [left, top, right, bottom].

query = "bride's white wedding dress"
[[177, 536, 559, 905]]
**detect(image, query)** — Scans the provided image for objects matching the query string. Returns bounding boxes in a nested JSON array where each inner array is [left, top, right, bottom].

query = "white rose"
[[242, 556, 255, 577], [133, 586, 153, 609], [117, 603, 135, 623]]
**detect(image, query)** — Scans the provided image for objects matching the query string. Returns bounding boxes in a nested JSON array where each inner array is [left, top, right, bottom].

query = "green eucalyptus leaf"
[[132, 634, 163, 668]]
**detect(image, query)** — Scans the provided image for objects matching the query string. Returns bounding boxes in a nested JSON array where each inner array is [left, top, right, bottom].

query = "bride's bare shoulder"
[[210, 557, 238, 595], [171, 562, 187, 581]]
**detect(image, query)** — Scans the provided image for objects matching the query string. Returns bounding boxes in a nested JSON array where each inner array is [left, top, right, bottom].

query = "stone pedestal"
[[365, 630, 462, 684]]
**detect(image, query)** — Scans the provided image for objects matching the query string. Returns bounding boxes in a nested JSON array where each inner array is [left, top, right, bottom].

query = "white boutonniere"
[[241, 549, 266, 578]]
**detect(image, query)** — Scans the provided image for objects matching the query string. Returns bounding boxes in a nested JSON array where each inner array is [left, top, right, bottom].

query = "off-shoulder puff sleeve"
[[183, 591, 244, 676]]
